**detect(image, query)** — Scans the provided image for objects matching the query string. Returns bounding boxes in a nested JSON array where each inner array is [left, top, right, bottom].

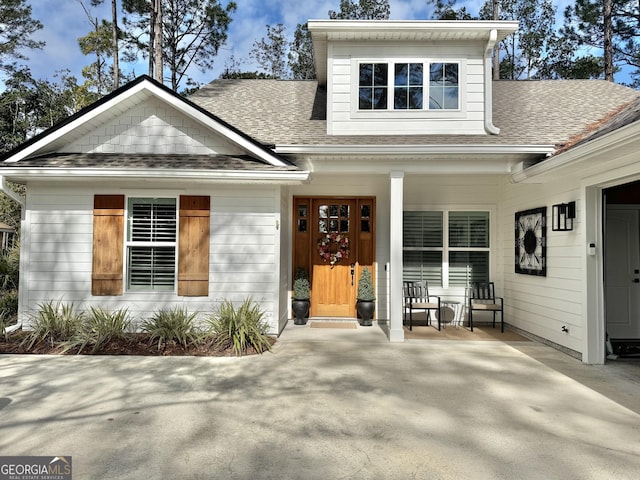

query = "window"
[[358, 61, 460, 111], [359, 63, 388, 110], [429, 63, 459, 110], [394, 63, 423, 109], [403, 210, 489, 287], [126, 198, 177, 291]]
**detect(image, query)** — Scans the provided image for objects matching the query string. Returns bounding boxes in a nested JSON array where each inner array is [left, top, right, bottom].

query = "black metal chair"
[[403, 281, 441, 331], [467, 282, 504, 332]]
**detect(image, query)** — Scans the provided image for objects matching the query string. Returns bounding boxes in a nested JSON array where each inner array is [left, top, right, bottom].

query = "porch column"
[[389, 171, 405, 342]]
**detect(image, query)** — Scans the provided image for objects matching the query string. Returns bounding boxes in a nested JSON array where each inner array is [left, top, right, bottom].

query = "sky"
[[22, 0, 441, 88], [13, 0, 618, 91]]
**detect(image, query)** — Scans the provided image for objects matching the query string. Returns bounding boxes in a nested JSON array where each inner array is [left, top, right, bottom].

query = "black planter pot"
[[356, 299, 375, 326], [292, 299, 310, 325]]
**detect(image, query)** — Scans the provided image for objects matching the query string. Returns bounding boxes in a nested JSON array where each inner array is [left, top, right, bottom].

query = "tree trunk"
[[94, 17, 104, 94], [149, 1, 155, 77], [154, 0, 163, 83], [112, 0, 119, 89], [604, 0, 613, 81], [492, 0, 500, 80]]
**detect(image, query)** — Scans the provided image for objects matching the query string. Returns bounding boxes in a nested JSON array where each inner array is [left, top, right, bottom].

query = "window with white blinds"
[[126, 198, 177, 291], [403, 210, 489, 287]]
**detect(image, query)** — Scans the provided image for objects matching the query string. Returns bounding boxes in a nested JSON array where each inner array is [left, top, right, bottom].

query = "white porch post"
[[389, 171, 405, 342]]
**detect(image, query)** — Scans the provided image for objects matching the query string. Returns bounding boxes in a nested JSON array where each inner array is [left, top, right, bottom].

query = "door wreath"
[[318, 233, 350, 267]]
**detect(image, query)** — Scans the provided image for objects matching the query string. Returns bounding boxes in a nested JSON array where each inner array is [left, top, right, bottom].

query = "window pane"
[[449, 212, 489, 248], [430, 63, 444, 84], [409, 87, 423, 109], [128, 247, 176, 291], [444, 63, 458, 85], [444, 87, 458, 109], [403, 211, 443, 248], [429, 86, 444, 109], [449, 251, 489, 286], [403, 251, 443, 287], [359, 63, 373, 85], [374, 64, 388, 85], [359, 87, 373, 109], [373, 87, 387, 109], [128, 198, 176, 242], [395, 63, 409, 86], [410, 63, 423, 85], [394, 88, 408, 109]]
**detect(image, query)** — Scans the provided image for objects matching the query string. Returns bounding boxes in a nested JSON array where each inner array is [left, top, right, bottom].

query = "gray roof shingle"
[[0, 153, 299, 171], [189, 79, 640, 148]]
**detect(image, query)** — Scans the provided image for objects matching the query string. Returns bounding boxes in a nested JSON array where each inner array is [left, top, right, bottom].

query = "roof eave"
[[0, 168, 311, 184], [274, 144, 555, 156], [510, 120, 640, 183]]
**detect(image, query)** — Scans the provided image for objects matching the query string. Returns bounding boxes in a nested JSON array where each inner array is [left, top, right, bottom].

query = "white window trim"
[[124, 195, 179, 293], [351, 59, 467, 120], [403, 205, 496, 298]]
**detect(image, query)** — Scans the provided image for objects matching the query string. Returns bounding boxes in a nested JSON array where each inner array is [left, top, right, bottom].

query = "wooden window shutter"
[[92, 195, 125, 296], [178, 195, 210, 296]]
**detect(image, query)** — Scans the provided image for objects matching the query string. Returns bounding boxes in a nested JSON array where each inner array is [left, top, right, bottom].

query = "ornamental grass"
[[205, 297, 272, 356]]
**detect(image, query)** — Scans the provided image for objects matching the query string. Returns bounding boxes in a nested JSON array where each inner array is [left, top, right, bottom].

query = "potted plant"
[[356, 266, 375, 326], [292, 269, 310, 325]]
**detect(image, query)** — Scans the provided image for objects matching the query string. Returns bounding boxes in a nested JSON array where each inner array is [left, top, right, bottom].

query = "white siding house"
[[2, 20, 640, 364]]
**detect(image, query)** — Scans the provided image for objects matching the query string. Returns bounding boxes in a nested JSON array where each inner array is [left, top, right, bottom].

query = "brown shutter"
[[178, 195, 210, 296], [92, 195, 124, 296]]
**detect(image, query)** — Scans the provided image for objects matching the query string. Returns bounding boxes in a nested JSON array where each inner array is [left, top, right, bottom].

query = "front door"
[[605, 208, 640, 338], [293, 197, 375, 318]]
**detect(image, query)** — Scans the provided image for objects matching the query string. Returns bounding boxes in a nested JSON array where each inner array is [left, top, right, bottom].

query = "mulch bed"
[[0, 331, 276, 357]]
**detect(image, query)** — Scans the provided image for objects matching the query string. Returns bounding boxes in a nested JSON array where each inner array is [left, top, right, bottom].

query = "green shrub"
[[0, 244, 19, 292], [142, 306, 200, 350], [0, 290, 18, 324], [206, 297, 272, 356], [0, 317, 7, 341], [64, 306, 132, 354], [357, 267, 375, 301], [293, 277, 310, 300], [22, 300, 84, 350]]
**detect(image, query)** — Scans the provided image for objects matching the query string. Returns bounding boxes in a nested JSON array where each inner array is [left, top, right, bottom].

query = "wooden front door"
[[293, 197, 375, 318]]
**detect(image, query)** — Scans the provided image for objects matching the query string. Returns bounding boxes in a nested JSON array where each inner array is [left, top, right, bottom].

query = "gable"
[[60, 96, 243, 156], [2, 75, 293, 169]]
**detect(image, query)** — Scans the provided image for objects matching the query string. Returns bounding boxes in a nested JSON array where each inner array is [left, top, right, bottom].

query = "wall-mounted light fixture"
[[552, 201, 576, 231]]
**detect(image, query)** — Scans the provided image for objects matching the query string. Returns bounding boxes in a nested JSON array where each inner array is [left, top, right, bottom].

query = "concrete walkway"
[[1, 322, 639, 479]]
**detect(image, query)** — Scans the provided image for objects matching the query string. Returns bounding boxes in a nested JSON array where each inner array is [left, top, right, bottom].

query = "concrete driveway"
[[1, 322, 639, 479]]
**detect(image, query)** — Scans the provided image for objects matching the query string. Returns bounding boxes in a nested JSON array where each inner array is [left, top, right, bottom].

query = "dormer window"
[[394, 63, 423, 109], [358, 63, 388, 110], [429, 63, 459, 110], [357, 61, 460, 112]]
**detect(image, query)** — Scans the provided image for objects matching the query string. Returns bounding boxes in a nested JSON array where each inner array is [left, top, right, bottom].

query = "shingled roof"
[[3, 153, 299, 171], [189, 79, 640, 149]]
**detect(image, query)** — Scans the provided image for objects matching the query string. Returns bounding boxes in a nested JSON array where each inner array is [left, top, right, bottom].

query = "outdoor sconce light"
[[552, 201, 576, 231]]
